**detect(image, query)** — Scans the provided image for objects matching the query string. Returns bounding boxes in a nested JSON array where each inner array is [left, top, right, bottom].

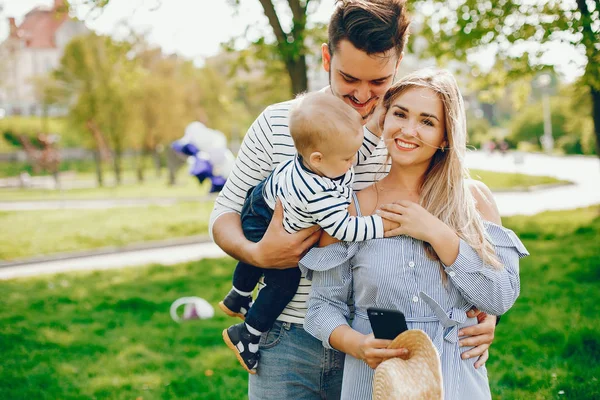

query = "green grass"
[[0, 168, 213, 201], [469, 169, 568, 190], [0, 258, 248, 399], [0, 168, 570, 261], [489, 206, 600, 399], [0, 202, 214, 261], [0, 168, 566, 202], [0, 206, 598, 399]]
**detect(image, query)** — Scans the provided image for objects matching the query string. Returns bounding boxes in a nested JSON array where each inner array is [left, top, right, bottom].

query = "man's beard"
[[328, 71, 378, 122]]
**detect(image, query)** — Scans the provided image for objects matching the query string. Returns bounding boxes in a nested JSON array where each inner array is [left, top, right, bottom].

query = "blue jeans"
[[233, 180, 302, 332], [248, 321, 345, 400]]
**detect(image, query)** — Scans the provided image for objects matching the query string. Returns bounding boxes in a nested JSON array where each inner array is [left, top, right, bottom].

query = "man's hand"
[[458, 311, 496, 369], [253, 199, 321, 269], [364, 101, 386, 136]]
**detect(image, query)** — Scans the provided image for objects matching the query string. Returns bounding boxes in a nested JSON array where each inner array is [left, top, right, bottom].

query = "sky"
[[0, 0, 586, 82], [0, 0, 336, 64]]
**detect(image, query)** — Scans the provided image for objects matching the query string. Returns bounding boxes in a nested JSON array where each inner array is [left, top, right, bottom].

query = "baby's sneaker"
[[218, 289, 252, 320], [222, 322, 261, 374]]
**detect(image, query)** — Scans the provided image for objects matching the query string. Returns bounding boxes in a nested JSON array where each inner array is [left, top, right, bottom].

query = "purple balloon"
[[190, 157, 213, 184], [210, 175, 226, 193], [172, 141, 199, 156]]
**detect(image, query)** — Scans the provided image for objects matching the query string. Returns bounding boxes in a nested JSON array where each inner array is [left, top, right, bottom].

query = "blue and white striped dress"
[[301, 195, 529, 400]]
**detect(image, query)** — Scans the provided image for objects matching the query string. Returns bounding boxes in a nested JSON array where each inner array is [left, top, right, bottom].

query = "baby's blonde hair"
[[290, 91, 363, 158]]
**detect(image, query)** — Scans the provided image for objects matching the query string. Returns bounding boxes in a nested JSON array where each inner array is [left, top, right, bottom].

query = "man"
[[210, 1, 496, 398]]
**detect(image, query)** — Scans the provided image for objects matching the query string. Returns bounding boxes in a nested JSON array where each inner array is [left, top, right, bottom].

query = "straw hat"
[[372, 330, 443, 400]]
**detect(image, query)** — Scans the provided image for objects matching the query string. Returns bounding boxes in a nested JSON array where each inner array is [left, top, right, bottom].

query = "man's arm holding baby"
[[212, 201, 321, 269]]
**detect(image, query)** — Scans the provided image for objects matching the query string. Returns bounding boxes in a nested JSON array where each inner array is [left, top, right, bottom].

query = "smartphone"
[[367, 307, 408, 340]]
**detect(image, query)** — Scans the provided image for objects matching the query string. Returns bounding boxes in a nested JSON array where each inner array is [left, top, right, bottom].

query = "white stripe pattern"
[[301, 195, 529, 399], [210, 99, 390, 324], [262, 155, 384, 241]]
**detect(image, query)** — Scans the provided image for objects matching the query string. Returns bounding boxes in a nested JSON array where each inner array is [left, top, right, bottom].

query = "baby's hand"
[[382, 217, 400, 233]]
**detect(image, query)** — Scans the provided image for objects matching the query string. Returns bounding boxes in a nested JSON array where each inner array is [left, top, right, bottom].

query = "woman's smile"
[[394, 138, 419, 151]]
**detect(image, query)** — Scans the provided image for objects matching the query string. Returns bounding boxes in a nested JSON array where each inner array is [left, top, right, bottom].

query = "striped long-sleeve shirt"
[[301, 196, 529, 400], [262, 155, 384, 241], [210, 99, 390, 324]]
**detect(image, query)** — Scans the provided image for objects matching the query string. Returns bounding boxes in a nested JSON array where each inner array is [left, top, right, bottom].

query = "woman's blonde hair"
[[380, 69, 501, 270]]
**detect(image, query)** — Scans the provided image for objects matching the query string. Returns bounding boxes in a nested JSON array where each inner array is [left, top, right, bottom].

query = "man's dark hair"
[[328, 0, 410, 57]]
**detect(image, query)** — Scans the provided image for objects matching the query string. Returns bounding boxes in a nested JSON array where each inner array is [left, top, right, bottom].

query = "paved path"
[[0, 241, 226, 280], [465, 152, 599, 215], [1, 152, 597, 280]]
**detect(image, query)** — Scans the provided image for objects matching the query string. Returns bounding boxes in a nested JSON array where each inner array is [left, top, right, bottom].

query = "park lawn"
[[0, 169, 567, 202], [0, 202, 214, 261], [0, 168, 568, 261], [469, 169, 568, 190], [0, 206, 598, 399], [0, 169, 213, 201]]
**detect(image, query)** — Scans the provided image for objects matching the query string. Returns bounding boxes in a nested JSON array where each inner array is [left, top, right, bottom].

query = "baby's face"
[[317, 128, 363, 178]]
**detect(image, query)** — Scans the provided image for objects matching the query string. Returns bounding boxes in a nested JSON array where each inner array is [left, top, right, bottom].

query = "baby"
[[220, 91, 393, 374]]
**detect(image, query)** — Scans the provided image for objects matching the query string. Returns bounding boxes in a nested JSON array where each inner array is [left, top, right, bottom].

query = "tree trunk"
[[153, 147, 162, 178], [591, 86, 600, 160], [93, 149, 104, 187], [136, 150, 145, 183], [52, 170, 61, 190], [287, 55, 309, 95], [113, 149, 122, 185]]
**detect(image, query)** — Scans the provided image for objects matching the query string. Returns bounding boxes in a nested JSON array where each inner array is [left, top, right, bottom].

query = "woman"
[[301, 69, 529, 399]]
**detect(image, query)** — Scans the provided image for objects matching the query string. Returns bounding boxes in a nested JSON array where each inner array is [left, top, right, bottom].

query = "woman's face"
[[382, 87, 446, 168]]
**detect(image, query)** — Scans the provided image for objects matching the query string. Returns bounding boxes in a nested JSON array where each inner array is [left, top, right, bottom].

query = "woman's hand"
[[377, 200, 445, 243], [357, 333, 409, 369]]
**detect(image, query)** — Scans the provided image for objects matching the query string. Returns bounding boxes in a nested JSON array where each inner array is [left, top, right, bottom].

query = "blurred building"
[[0, 0, 88, 117]]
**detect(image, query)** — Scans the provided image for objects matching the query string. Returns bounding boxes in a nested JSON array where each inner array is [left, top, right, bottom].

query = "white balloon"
[[207, 148, 235, 178], [170, 296, 215, 323], [182, 121, 227, 151]]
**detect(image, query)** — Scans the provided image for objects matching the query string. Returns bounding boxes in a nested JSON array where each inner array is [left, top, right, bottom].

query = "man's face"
[[322, 40, 401, 120]]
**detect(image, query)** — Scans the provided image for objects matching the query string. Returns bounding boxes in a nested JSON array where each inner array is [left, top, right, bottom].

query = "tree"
[[78, 0, 322, 95], [412, 0, 600, 158], [131, 48, 199, 182], [228, 0, 319, 95], [52, 33, 137, 185]]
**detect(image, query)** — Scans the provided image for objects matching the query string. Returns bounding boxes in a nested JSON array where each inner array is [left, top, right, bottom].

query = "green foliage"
[[414, 0, 599, 86], [466, 113, 492, 148], [0, 206, 598, 399], [0, 117, 82, 151], [516, 141, 541, 153], [51, 33, 138, 157], [224, 0, 326, 94], [0, 159, 95, 178], [413, 0, 600, 157], [508, 99, 567, 145], [508, 84, 596, 155]]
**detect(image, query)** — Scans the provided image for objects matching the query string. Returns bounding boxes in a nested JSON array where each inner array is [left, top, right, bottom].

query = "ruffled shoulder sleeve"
[[484, 221, 529, 258], [299, 241, 359, 280]]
